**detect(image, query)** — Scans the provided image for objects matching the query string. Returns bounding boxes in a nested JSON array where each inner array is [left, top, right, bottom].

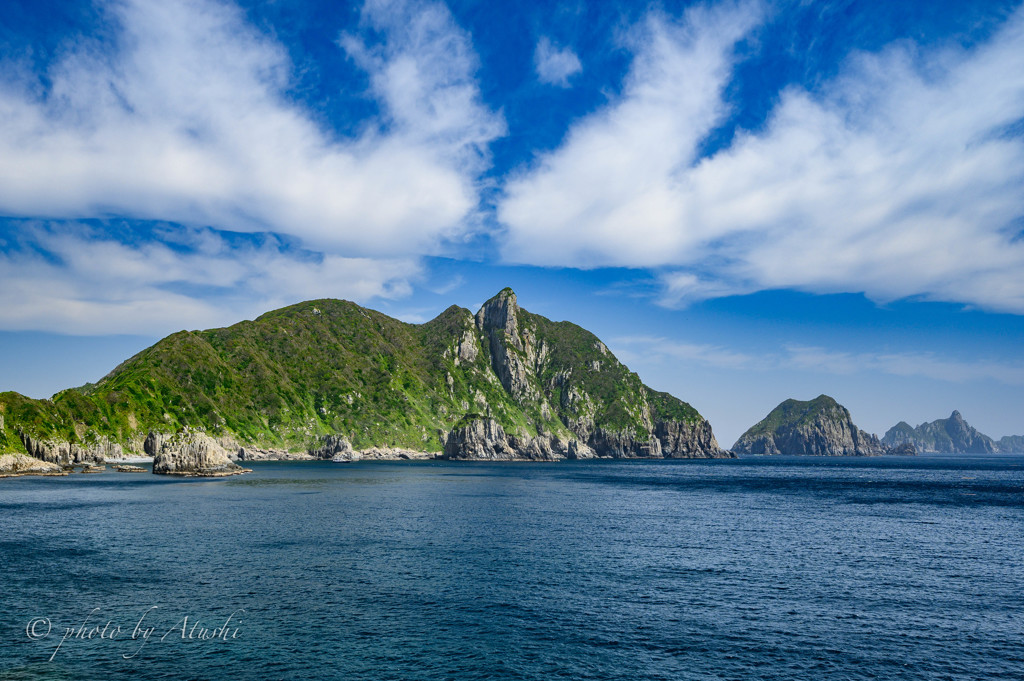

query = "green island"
[[0, 288, 729, 475]]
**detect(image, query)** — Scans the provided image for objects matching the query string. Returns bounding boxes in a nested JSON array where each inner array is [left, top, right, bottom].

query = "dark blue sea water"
[[2, 456, 1023, 680]]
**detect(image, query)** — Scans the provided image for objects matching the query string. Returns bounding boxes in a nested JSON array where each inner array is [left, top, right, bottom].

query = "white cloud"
[[0, 224, 418, 335], [499, 2, 762, 267], [534, 37, 582, 87], [498, 2, 1024, 314], [0, 0, 503, 257], [613, 336, 1024, 387], [782, 345, 1024, 387], [612, 335, 756, 370]]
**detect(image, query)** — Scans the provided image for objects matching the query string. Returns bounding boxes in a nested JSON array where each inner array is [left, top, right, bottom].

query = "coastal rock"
[[443, 417, 520, 460], [587, 427, 662, 458], [0, 453, 66, 478], [237, 447, 312, 461], [144, 431, 167, 457], [309, 434, 355, 460], [354, 447, 434, 461], [655, 420, 732, 459], [882, 411, 997, 453], [152, 429, 248, 477], [566, 439, 597, 459], [19, 432, 121, 466], [887, 442, 917, 456], [733, 395, 890, 457]]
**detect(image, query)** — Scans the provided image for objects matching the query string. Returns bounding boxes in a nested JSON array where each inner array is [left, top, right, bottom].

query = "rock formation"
[[152, 429, 249, 477], [0, 453, 66, 477], [308, 434, 355, 460], [997, 435, 1024, 453], [882, 411, 999, 453], [733, 395, 897, 456], [19, 432, 121, 466]]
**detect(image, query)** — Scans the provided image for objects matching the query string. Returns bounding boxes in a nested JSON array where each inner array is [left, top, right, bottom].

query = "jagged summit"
[[882, 410, 997, 453]]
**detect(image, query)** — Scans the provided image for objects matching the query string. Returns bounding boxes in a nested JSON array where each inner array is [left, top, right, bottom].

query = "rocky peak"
[[475, 288, 521, 350]]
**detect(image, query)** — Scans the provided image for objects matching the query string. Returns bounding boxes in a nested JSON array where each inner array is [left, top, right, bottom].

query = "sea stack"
[[152, 429, 249, 477]]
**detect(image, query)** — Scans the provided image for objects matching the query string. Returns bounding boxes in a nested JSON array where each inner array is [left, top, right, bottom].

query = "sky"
[[1, 0, 1022, 446]]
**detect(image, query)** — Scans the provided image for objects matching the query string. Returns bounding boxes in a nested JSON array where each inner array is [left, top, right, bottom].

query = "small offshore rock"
[[152, 429, 249, 477], [0, 453, 67, 477]]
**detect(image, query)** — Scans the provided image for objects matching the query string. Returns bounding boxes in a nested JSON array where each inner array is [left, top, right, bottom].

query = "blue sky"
[[1, 0, 1022, 446]]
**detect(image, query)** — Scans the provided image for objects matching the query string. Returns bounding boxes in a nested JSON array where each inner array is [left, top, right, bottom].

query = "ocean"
[[2, 455, 1022, 680]]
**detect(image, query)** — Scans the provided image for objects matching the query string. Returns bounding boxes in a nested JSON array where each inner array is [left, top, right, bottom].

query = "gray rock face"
[[308, 434, 354, 460], [442, 417, 576, 461], [443, 415, 731, 461], [444, 417, 519, 460], [882, 411, 998, 453], [476, 288, 542, 404], [588, 427, 661, 458], [152, 429, 248, 476], [20, 432, 122, 465], [655, 420, 728, 458], [237, 447, 312, 461], [0, 453, 66, 477], [733, 395, 889, 457], [997, 435, 1024, 453], [144, 431, 166, 457], [888, 442, 918, 456]]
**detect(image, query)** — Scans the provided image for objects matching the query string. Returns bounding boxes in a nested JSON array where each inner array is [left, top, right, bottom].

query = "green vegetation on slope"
[[742, 395, 844, 437], [0, 290, 710, 456]]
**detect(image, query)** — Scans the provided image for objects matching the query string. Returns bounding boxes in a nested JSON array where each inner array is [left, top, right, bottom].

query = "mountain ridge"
[[882, 411, 1021, 453], [0, 288, 730, 467]]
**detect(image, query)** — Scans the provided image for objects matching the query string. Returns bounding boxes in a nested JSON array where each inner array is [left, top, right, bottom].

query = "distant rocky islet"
[[732, 395, 916, 457]]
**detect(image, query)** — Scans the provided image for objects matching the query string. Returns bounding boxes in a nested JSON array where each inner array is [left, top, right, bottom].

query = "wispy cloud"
[[614, 336, 1024, 387], [782, 345, 1024, 386], [0, 222, 418, 335], [0, 0, 503, 333], [612, 335, 757, 370], [534, 36, 582, 87], [498, 2, 1024, 314], [0, 0, 502, 256]]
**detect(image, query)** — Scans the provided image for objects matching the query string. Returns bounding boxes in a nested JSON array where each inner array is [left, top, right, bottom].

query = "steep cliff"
[[1, 288, 728, 462], [733, 395, 901, 457]]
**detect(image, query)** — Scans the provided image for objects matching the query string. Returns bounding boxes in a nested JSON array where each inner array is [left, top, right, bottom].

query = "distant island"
[[883, 411, 1022, 454], [0, 288, 730, 476], [733, 395, 915, 456]]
